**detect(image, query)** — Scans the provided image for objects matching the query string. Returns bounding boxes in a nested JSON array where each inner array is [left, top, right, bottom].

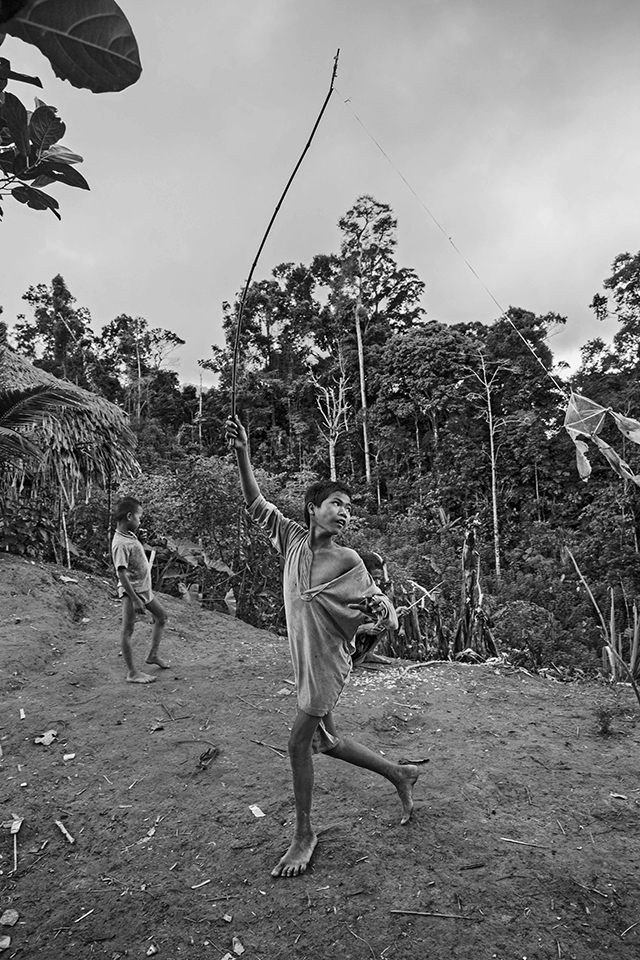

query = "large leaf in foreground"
[[41, 144, 83, 164], [1, 90, 29, 154], [1, 0, 142, 93], [12, 182, 60, 217], [0, 2, 29, 26], [29, 102, 65, 150]]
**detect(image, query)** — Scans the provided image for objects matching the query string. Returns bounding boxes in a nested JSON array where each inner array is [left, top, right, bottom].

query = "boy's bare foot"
[[126, 670, 156, 684], [271, 833, 318, 878], [146, 655, 170, 669], [395, 764, 419, 824]]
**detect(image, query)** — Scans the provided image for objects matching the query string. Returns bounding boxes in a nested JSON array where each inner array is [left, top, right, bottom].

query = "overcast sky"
[[1, 0, 639, 386]]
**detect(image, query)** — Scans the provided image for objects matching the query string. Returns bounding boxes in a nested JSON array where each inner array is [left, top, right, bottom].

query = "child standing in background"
[[353, 551, 394, 667], [111, 496, 169, 684]]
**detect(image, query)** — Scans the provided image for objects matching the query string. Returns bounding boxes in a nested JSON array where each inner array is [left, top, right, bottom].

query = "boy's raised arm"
[[225, 415, 261, 506]]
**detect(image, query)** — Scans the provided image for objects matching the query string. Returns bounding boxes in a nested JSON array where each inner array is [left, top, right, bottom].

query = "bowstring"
[[336, 87, 569, 399]]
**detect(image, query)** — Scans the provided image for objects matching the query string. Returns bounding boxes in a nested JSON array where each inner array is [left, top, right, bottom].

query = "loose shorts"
[[118, 588, 154, 605], [312, 719, 339, 754]]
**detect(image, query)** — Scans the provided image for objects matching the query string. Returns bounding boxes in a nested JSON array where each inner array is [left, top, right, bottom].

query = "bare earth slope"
[[1, 554, 639, 959]]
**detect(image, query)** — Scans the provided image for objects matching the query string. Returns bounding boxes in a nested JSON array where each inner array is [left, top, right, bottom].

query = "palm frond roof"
[[0, 345, 139, 501]]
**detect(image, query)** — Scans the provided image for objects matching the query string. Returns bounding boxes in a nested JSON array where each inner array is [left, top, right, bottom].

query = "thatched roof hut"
[[0, 345, 139, 505]]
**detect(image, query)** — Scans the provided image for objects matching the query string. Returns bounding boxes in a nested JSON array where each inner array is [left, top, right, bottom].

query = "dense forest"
[[3, 195, 640, 679]]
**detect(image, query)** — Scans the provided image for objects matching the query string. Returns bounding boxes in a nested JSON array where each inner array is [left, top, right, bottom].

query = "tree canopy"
[[2, 200, 640, 675]]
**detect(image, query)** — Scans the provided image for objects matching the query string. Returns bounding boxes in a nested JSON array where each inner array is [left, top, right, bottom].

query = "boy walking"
[[226, 416, 419, 878], [111, 497, 169, 684]]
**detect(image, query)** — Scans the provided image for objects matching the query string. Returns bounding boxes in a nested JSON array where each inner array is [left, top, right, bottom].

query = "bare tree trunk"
[[134, 321, 142, 421], [199, 374, 203, 449], [478, 353, 502, 582], [414, 415, 423, 502], [452, 522, 498, 658], [311, 356, 349, 482], [354, 294, 371, 484]]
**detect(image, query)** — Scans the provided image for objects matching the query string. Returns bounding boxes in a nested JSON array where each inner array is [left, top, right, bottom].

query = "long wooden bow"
[[230, 50, 340, 418]]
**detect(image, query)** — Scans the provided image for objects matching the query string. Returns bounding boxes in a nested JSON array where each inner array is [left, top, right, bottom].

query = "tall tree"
[[313, 196, 425, 486], [206, 262, 325, 470], [13, 274, 94, 383], [310, 352, 350, 481], [584, 250, 640, 412], [96, 314, 184, 420], [372, 321, 481, 507]]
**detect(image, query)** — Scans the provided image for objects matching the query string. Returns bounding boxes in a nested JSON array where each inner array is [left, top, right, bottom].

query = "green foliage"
[[63, 495, 110, 563], [13, 275, 93, 381], [4, 196, 640, 673], [493, 600, 576, 670], [593, 702, 617, 736], [95, 314, 186, 420], [119, 457, 286, 627], [1, 1, 140, 221], [0, 91, 88, 220], [0, 495, 56, 558], [0, 1, 141, 93], [583, 250, 640, 411]]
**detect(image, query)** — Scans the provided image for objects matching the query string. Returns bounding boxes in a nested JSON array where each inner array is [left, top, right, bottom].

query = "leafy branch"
[[0, 90, 88, 219]]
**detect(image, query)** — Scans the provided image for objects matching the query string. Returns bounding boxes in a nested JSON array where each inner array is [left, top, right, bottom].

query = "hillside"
[[0, 554, 639, 960]]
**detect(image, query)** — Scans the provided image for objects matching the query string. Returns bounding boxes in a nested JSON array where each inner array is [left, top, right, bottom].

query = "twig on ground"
[[101, 874, 130, 887], [197, 747, 218, 769], [175, 739, 219, 749], [390, 910, 479, 921], [403, 659, 450, 673], [572, 878, 608, 898], [250, 738, 287, 757], [73, 909, 94, 923], [54, 820, 75, 844], [621, 922, 639, 938], [499, 837, 550, 849], [237, 695, 267, 710], [10, 816, 23, 872], [344, 923, 375, 958]]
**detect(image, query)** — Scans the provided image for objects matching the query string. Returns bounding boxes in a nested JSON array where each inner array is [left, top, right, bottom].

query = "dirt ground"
[[1, 554, 639, 960]]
